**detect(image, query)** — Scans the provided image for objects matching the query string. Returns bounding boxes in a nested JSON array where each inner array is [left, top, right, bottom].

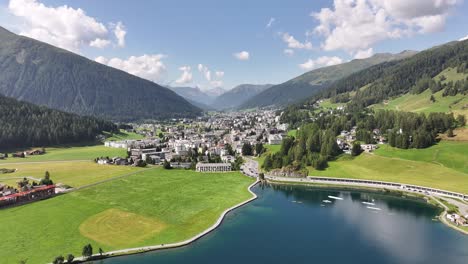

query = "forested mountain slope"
[[0, 94, 117, 149], [0, 27, 200, 121]]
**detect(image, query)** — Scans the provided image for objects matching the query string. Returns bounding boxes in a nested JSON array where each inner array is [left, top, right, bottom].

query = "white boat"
[[322, 200, 332, 203], [362, 202, 375, 206], [366, 206, 381, 211], [328, 195, 343, 200]]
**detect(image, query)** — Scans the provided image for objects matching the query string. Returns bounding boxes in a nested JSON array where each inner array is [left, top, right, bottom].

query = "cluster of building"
[[0, 182, 55, 208], [101, 110, 289, 172], [336, 127, 382, 154], [446, 213, 468, 226]]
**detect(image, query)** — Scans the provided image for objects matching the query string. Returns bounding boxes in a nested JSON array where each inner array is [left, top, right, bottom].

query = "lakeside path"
[[66, 176, 259, 263]]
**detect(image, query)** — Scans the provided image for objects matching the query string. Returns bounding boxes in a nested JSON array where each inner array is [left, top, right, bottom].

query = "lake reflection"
[[99, 184, 468, 264]]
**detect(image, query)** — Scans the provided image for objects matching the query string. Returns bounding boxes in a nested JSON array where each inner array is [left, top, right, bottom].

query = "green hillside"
[[373, 67, 468, 117]]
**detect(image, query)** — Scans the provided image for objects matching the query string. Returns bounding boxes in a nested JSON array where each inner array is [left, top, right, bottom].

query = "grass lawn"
[[256, 144, 281, 169], [0, 145, 127, 163], [0, 168, 255, 264], [374, 141, 468, 174], [104, 129, 145, 141], [0, 161, 143, 187], [288, 130, 297, 138], [309, 153, 468, 194]]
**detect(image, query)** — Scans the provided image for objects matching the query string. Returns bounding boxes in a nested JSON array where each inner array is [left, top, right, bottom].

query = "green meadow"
[[0, 145, 127, 163], [0, 161, 143, 187], [103, 129, 145, 141], [309, 149, 468, 194], [0, 168, 254, 264]]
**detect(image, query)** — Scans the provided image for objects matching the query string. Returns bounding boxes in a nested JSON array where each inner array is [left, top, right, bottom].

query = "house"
[[221, 155, 235, 163], [196, 163, 232, 172], [268, 134, 283, 145], [360, 144, 378, 153], [170, 162, 192, 169], [0, 154, 5, 160], [25, 149, 45, 156]]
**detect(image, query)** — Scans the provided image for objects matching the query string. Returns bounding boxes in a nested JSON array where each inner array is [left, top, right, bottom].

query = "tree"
[[351, 142, 362, 156], [447, 128, 454, 137], [430, 95, 436, 102], [82, 244, 93, 258], [255, 143, 265, 156], [66, 254, 74, 263], [52, 256, 64, 264], [225, 143, 235, 156], [259, 173, 265, 180], [163, 160, 172, 170], [241, 143, 253, 156], [263, 155, 273, 171], [40, 171, 54, 185], [99, 247, 104, 256]]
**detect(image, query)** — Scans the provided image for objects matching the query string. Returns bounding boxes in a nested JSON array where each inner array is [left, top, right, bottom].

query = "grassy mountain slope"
[[305, 40, 468, 112], [0, 27, 200, 121], [211, 84, 273, 110], [372, 67, 468, 117], [240, 51, 417, 109]]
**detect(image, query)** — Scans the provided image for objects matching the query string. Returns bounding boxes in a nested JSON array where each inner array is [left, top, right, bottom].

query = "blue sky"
[[1, 0, 467, 90]]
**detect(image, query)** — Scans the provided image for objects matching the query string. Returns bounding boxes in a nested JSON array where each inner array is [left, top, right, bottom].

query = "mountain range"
[[169, 84, 273, 111], [240, 51, 418, 109], [0, 26, 200, 121]]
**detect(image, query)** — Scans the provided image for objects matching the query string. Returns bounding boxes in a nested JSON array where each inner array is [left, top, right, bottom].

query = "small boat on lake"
[[322, 200, 332, 203], [362, 201, 375, 206], [328, 195, 343, 200], [366, 206, 381, 211]]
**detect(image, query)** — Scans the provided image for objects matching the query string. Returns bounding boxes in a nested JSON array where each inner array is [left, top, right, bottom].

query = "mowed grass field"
[[0, 145, 127, 163], [309, 147, 468, 194], [0, 168, 255, 264], [0, 161, 143, 187]]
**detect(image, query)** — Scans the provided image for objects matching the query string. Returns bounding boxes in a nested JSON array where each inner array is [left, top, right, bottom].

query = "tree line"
[[0, 94, 117, 149]]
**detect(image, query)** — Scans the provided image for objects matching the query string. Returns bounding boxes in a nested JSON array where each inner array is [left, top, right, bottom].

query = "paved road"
[[240, 157, 259, 178]]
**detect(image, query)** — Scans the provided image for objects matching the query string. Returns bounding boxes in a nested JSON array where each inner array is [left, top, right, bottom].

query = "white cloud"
[[113, 21, 126, 47], [175, 66, 192, 84], [266, 17, 275, 28], [311, 0, 461, 53], [8, 0, 125, 52], [282, 32, 313, 50], [354, 48, 374, 59], [197, 64, 224, 87], [284, 49, 294, 56], [460, 35, 468, 41], [89, 38, 111, 48], [233, 51, 250, 60], [95, 54, 167, 83], [299, 56, 343, 70], [215, 71, 225, 78], [198, 64, 211, 81]]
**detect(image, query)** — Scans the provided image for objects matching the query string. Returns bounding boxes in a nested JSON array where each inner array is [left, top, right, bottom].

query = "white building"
[[268, 134, 283, 145], [196, 163, 232, 172]]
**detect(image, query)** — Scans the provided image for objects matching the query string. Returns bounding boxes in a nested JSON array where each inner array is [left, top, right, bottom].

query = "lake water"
[[100, 184, 468, 264]]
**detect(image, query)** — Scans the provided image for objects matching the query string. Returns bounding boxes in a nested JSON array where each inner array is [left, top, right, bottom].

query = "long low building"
[[196, 163, 232, 172]]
